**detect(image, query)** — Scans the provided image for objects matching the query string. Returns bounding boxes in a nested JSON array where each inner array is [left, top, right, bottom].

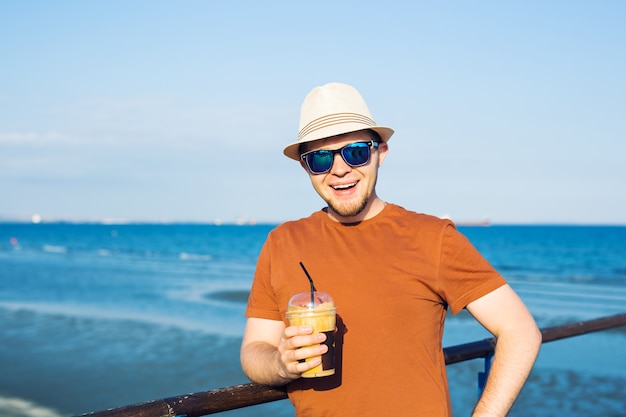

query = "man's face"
[[300, 130, 388, 223]]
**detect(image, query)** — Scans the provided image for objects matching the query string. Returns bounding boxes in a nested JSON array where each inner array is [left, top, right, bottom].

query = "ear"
[[376, 142, 389, 167]]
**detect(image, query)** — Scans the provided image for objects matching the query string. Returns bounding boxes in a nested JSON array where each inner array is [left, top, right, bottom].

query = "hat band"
[[298, 113, 376, 141]]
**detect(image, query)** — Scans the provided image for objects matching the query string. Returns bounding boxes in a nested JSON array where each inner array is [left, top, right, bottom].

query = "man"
[[240, 82, 541, 416]]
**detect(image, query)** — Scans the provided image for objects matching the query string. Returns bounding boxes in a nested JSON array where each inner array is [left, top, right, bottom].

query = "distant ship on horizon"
[[455, 218, 491, 227], [439, 214, 491, 227]]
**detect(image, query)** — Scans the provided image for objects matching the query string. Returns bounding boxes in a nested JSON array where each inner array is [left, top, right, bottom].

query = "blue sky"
[[1, 1, 625, 224]]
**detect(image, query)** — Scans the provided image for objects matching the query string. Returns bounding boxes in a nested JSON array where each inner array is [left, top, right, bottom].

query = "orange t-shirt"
[[245, 204, 506, 416]]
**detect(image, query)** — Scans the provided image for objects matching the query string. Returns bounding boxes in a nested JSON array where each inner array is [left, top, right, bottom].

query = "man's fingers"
[[283, 325, 313, 338]]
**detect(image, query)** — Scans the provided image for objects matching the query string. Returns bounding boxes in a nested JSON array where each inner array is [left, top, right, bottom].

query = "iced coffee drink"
[[286, 291, 336, 378]]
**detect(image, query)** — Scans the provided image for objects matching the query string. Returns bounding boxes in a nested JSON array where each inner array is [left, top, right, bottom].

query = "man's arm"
[[240, 317, 328, 386], [466, 284, 542, 417]]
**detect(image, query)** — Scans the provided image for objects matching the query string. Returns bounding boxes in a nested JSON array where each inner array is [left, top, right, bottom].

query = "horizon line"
[[1, 215, 624, 227]]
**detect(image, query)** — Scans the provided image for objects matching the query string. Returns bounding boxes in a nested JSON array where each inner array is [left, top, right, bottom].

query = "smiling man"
[[240, 82, 541, 416]]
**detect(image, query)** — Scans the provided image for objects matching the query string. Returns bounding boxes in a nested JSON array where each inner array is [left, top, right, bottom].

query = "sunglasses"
[[300, 141, 379, 175]]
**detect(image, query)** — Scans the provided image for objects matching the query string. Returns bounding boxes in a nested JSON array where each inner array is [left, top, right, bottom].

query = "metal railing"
[[76, 312, 626, 417]]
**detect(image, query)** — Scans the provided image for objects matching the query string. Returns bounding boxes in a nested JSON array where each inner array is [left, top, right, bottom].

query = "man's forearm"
[[472, 325, 542, 416], [241, 341, 292, 386]]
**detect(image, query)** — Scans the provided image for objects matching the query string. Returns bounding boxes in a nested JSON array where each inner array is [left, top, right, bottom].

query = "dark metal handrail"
[[76, 312, 626, 417]]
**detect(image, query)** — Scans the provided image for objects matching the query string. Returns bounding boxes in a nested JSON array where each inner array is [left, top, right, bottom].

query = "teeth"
[[333, 182, 356, 190]]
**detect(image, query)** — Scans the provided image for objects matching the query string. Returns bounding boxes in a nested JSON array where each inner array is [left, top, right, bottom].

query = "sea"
[[1, 222, 625, 417]]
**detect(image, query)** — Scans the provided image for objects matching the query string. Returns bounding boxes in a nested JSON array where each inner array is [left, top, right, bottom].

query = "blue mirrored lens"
[[342, 143, 370, 166], [308, 152, 333, 173]]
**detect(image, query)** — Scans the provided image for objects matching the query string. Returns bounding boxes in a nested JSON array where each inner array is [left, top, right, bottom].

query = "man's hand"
[[240, 318, 328, 386], [276, 325, 328, 380]]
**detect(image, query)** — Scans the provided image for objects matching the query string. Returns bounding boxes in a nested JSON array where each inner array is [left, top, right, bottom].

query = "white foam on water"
[[41, 245, 67, 254], [0, 395, 67, 417], [179, 252, 212, 261], [0, 300, 245, 337], [509, 279, 626, 319]]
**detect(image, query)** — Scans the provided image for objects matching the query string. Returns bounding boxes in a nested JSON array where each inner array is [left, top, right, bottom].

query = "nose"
[[330, 152, 351, 176]]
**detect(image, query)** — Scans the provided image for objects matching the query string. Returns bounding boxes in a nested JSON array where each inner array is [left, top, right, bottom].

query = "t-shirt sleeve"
[[438, 223, 507, 314], [245, 236, 282, 321]]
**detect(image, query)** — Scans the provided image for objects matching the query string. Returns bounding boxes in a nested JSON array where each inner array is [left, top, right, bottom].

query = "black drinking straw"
[[299, 262, 317, 306]]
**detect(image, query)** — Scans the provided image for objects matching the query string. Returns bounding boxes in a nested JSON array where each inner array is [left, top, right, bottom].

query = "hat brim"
[[283, 126, 394, 161]]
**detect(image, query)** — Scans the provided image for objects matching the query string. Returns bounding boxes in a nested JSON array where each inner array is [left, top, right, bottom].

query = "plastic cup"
[[286, 291, 336, 378]]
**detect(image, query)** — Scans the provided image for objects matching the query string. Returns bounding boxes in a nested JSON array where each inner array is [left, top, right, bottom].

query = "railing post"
[[477, 351, 494, 398]]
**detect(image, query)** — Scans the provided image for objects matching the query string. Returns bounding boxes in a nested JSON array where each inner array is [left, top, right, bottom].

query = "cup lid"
[[288, 291, 334, 309]]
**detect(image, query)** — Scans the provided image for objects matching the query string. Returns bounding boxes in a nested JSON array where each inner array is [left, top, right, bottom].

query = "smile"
[[332, 182, 357, 190]]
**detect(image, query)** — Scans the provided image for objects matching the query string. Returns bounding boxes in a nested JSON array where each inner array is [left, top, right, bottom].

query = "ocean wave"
[[0, 395, 67, 417], [0, 301, 246, 337], [179, 252, 213, 261], [42, 245, 67, 254], [7, 243, 217, 265]]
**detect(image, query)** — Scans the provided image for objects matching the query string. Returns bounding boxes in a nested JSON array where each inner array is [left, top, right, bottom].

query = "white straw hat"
[[283, 82, 394, 160]]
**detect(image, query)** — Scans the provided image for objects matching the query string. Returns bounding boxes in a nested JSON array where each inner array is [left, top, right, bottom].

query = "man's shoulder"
[[386, 203, 454, 229]]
